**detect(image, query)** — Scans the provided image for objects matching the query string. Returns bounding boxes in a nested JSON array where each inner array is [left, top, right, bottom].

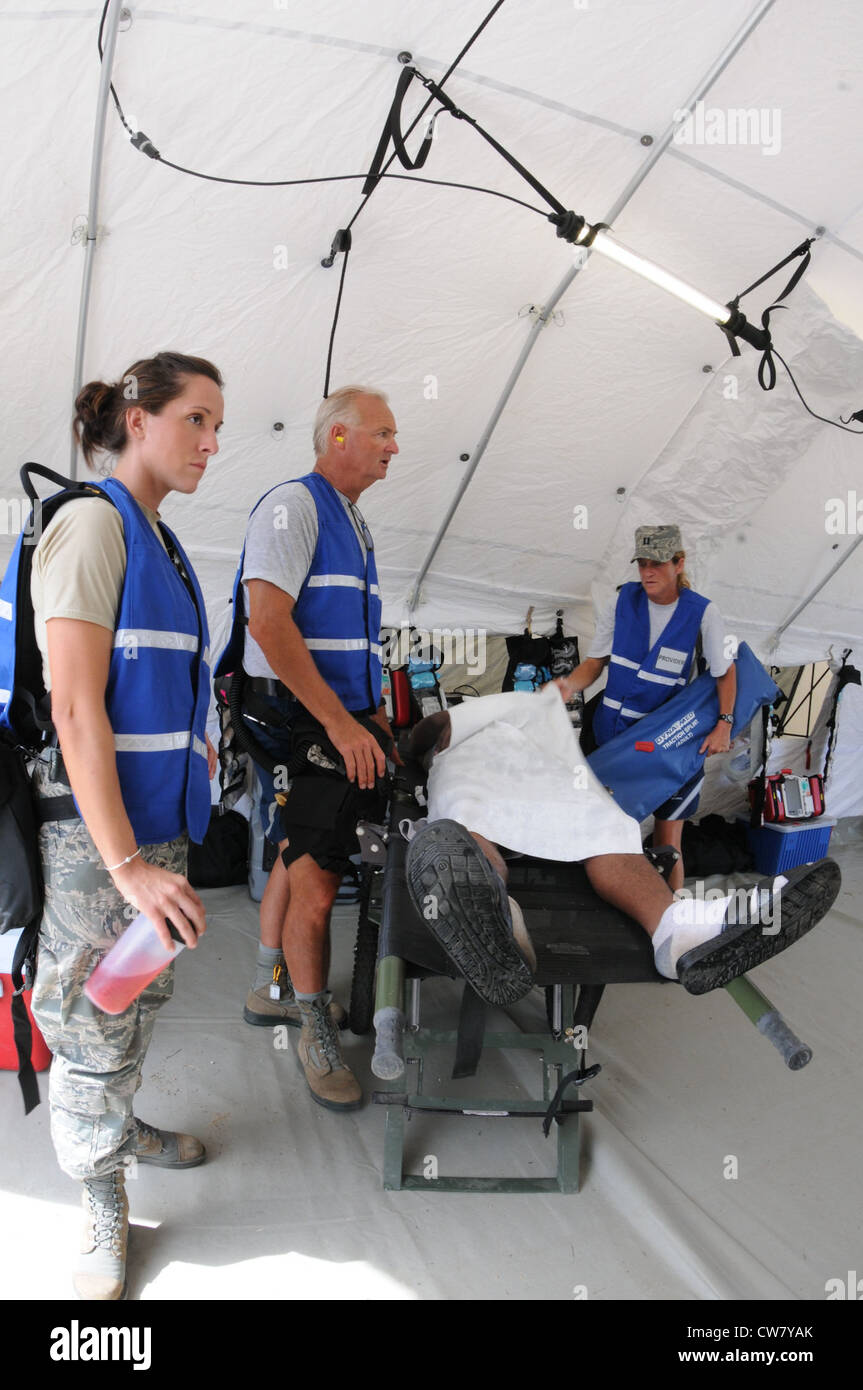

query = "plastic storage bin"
[[740, 816, 836, 874]]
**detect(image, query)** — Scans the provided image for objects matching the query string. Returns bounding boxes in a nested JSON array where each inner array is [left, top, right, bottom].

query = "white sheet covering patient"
[[427, 683, 641, 860]]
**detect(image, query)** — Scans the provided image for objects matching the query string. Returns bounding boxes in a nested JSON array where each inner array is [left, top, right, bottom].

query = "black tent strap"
[[725, 238, 815, 389], [406, 66, 567, 217], [733, 237, 816, 304], [362, 65, 438, 195]]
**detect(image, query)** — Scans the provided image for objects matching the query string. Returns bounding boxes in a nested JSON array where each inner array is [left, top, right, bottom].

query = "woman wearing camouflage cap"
[[557, 524, 736, 890]]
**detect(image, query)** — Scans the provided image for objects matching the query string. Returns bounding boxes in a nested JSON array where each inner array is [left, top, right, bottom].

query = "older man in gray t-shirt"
[[237, 385, 398, 1114]]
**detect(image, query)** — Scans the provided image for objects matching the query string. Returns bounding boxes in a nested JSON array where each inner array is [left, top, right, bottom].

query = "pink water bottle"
[[84, 913, 185, 1014]]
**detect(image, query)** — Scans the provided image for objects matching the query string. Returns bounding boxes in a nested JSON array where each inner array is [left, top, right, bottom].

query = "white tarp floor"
[[2, 839, 860, 1302]]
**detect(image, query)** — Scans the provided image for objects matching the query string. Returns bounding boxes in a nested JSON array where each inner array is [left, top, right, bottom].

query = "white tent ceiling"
[[2, 0, 863, 667]]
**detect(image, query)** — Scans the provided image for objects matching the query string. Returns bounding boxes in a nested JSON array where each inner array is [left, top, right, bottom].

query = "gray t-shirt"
[[588, 592, 732, 678], [241, 478, 369, 679]]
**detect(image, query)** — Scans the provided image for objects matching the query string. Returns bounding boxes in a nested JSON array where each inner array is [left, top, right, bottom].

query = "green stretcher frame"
[[370, 955, 811, 1195]]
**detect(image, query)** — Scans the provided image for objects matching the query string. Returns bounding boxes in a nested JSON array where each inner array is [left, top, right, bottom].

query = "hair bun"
[[74, 379, 116, 423]]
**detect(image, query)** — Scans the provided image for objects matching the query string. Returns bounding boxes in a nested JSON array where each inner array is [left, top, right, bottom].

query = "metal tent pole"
[[408, 0, 777, 612], [70, 0, 125, 478], [768, 534, 863, 651]]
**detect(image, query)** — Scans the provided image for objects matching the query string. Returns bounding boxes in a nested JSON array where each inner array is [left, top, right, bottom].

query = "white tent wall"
[[2, 3, 862, 668]]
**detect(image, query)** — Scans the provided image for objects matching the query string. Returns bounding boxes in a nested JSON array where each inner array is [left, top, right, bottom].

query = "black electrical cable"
[[323, 240, 352, 399], [771, 350, 863, 434], [98, 1, 542, 217], [154, 158, 549, 216]]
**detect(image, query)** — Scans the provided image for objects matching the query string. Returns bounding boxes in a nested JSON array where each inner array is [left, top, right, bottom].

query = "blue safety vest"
[[217, 471, 382, 713], [592, 582, 710, 746], [588, 642, 778, 822], [0, 477, 211, 845]]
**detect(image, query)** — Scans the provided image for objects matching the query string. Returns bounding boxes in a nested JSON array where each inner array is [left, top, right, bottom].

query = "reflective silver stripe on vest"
[[601, 696, 646, 720], [370, 642, 382, 657], [0, 599, 13, 622], [609, 653, 639, 670], [305, 637, 370, 651], [114, 730, 198, 753], [0, 688, 11, 704], [637, 669, 685, 686], [202, 646, 210, 667], [193, 736, 208, 759], [370, 583, 380, 597], [114, 629, 198, 653], [306, 574, 367, 590]]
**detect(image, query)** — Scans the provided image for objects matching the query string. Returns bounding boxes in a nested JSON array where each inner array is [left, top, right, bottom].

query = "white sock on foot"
[[652, 893, 733, 980]]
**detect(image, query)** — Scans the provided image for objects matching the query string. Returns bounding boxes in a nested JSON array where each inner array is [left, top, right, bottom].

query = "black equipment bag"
[[187, 805, 249, 888], [0, 464, 121, 1111]]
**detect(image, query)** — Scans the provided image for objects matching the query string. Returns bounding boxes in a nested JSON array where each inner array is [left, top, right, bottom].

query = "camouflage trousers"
[[29, 762, 188, 1181]]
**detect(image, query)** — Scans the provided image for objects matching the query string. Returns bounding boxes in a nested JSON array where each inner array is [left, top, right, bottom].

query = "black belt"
[[246, 676, 294, 698]]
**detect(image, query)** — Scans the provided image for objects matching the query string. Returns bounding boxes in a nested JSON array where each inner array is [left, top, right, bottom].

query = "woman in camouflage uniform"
[[29, 352, 223, 1299]]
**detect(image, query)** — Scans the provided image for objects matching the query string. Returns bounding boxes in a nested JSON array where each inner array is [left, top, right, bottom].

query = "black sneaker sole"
[[405, 819, 535, 1007], [243, 1005, 301, 1029], [243, 1005, 348, 1030], [677, 858, 841, 995]]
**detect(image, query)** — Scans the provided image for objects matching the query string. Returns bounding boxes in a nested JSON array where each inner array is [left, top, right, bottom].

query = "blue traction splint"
[[587, 642, 779, 822]]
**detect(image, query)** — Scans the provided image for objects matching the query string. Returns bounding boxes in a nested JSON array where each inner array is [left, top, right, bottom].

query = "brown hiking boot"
[[296, 996, 362, 1111], [244, 963, 348, 1030], [74, 1170, 128, 1301]]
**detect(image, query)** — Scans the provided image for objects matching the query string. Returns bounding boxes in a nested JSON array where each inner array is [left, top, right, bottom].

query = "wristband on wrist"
[[106, 847, 142, 873]]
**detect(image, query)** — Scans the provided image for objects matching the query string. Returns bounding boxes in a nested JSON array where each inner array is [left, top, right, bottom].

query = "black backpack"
[[0, 465, 116, 1111]]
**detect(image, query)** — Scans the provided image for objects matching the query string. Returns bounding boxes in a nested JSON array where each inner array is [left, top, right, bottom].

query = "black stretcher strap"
[[452, 983, 487, 1079], [542, 1062, 601, 1137]]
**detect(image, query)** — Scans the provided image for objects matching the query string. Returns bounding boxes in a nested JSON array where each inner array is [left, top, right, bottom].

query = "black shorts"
[[278, 711, 392, 877]]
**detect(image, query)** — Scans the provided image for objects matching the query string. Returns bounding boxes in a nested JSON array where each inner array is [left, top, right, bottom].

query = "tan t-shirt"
[[31, 495, 168, 691]]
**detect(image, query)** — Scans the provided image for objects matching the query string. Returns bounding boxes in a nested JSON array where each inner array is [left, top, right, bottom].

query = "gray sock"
[[253, 944, 287, 992], [294, 989, 330, 1006]]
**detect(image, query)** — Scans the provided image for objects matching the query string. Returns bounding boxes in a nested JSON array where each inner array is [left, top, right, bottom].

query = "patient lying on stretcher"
[[403, 685, 840, 1006]]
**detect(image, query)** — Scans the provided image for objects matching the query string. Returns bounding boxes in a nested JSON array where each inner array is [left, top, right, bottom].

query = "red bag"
[[0, 977, 51, 1074]]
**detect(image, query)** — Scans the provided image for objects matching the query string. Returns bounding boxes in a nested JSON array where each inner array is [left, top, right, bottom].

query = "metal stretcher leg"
[[375, 979, 593, 1193]]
